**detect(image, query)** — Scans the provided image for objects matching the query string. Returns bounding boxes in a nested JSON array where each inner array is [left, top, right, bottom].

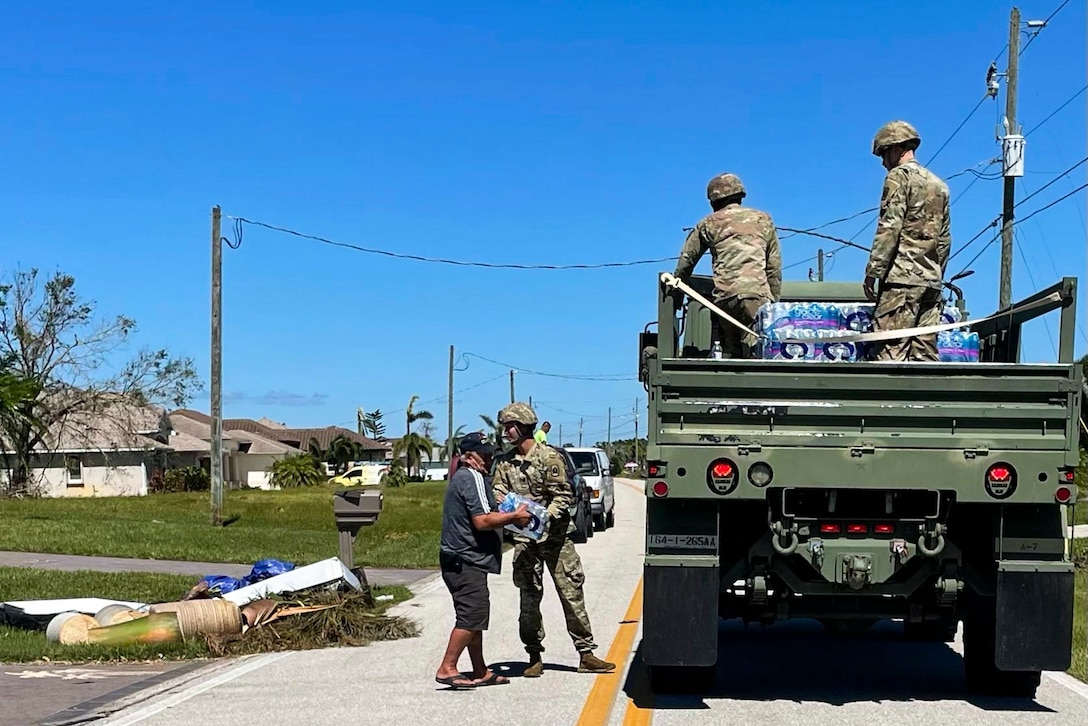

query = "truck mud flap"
[[642, 562, 718, 667], [995, 561, 1074, 671]]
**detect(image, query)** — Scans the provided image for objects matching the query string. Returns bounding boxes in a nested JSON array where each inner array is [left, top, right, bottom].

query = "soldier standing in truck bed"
[[672, 173, 782, 358], [864, 121, 952, 362]]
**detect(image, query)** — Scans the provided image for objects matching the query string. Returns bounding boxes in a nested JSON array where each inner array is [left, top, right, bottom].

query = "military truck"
[[637, 273, 1081, 698]]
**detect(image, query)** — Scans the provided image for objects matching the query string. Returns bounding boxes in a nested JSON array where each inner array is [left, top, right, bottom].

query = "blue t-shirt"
[[440, 466, 501, 573]]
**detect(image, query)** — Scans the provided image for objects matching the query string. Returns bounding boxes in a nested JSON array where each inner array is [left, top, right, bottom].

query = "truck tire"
[[571, 504, 589, 544], [649, 665, 716, 695], [606, 504, 615, 529], [963, 602, 1041, 699]]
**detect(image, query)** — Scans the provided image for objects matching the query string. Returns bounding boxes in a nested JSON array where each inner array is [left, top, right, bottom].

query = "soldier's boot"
[[578, 652, 616, 674], [524, 652, 544, 678]]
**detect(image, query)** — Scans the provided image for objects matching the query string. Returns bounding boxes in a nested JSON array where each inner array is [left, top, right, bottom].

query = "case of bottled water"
[[937, 330, 980, 362]]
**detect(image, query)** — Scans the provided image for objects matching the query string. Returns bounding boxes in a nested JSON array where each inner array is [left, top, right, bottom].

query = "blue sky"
[[2, 1, 1084, 444]]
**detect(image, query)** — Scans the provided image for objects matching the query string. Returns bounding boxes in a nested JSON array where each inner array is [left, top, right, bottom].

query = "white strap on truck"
[[660, 272, 1063, 345]]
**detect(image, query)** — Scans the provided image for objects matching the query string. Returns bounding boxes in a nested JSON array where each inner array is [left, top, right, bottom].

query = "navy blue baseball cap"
[[458, 432, 495, 456]]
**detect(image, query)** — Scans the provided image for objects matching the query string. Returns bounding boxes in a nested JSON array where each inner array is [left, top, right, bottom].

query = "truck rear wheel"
[[648, 665, 716, 695], [904, 619, 957, 643], [963, 601, 1041, 699]]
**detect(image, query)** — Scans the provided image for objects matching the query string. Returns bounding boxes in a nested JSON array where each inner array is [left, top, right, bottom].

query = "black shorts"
[[441, 556, 491, 631]]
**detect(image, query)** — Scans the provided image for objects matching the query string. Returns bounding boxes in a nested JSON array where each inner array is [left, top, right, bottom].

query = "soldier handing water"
[[490, 402, 616, 678]]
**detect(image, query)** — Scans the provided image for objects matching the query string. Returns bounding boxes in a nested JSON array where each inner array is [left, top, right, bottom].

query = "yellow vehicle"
[[327, 464, 384, 488]]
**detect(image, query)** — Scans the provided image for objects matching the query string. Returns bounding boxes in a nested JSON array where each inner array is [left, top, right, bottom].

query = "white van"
[[564, 447, 615, 531]]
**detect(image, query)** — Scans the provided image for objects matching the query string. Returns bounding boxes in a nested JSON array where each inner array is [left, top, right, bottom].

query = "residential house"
[[222, 418, 386, 464], [2, 400, 170, 498], [168, 409, 299, 490]]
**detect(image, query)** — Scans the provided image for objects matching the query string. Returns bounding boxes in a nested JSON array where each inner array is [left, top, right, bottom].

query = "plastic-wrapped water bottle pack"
[[754, 301, 978, 363]]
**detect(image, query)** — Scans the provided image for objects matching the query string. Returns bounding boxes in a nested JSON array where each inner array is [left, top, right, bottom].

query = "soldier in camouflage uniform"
[[491, 402, 616, 678], [864, 121, 952, 362], [672, 173, 782, 358]]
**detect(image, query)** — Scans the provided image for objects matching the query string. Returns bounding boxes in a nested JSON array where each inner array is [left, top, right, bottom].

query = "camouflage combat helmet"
[[498, 402, 538, 426], [706, 173, 746, 203], [872, 121, 921, 156]]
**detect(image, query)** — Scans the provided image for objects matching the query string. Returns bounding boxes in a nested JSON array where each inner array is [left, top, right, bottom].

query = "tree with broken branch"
[[0, 269, 202, 496]]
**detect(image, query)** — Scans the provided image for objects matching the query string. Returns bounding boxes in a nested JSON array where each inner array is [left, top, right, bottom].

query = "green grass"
[[0, 482, 445, 569], [1072, 540, 1087, 683], [0, 567, 413, 663]]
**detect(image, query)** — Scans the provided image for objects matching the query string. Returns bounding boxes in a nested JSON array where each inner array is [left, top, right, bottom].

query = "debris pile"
[[2, 557, 418, 654]]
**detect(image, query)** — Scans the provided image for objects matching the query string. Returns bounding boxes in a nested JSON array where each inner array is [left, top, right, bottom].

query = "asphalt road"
[[92, 479, 1088, 726]]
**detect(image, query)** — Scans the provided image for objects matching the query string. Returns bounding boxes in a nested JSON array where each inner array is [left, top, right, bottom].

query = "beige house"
[[168, 410, 298, 490]]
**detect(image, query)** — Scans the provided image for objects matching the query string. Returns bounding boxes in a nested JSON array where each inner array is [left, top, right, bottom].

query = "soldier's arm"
[[765, 219, 782, 301], [865, 172, 907, 280], [673, 225, 707, 283], [490, 463, 510, 501], [937, 194, 952, 275], [542, 452, 574, 519]]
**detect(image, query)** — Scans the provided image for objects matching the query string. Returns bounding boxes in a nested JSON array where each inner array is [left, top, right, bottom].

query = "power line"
[[1015, 157, 1088, 208], [1025, 85, 1087, 137], [953, 183, 1087, 277], [460, 352, 634, 382], [1019, 0, 1071, 56], [227, 216, 672, 270], [926, 95, 990, 166], [1013, 227, 1056, 353], [947, 215, 1003, 263], [776, 228, 870, 252]]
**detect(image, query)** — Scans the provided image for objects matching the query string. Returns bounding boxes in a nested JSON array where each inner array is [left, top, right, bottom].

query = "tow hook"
[[770, 520, 799, 556], [917, 524, 947, 557], [842, 555, 872, 590], [808, 538, 825, 570], [890, 539, 909, 565]]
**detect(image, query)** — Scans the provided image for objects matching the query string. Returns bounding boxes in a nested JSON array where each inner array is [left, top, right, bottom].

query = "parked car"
[[564, 447, 615, 531]]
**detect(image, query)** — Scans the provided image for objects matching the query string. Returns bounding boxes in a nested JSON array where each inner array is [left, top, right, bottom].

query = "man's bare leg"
[[436, 628, 476, 686]]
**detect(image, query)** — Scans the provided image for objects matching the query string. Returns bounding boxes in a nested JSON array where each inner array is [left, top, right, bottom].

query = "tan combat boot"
[[578, 652, 616, 673], [524, 652, 544, 678]]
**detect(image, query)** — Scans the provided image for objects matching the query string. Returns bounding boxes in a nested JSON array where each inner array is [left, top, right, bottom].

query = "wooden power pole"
[[210, 206, 223, 526], [999, 6, 1021, 310], [447, 345, 455, 463], [509, 370, 515, 403]]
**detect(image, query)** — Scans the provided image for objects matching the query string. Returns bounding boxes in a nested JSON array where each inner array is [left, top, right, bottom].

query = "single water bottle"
[[710, 341, 724, 359]]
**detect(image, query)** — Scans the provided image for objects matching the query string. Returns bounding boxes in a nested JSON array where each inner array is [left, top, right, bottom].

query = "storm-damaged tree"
[[0, 269, 201, 496]]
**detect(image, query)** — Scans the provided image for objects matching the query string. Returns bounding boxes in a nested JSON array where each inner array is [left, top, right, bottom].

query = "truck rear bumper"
[[642, 561, 719, 667]]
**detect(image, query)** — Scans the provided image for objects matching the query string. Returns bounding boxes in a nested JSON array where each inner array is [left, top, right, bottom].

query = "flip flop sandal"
[[435, 675, 477, 690], [474, 673, 510, 687]]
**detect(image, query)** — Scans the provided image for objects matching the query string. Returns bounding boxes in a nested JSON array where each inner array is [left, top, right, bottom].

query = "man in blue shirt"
[[435, 432, 531, 689]]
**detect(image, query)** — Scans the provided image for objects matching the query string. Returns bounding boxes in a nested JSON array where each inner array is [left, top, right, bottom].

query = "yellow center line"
[[622, 695, 654, 726], [618, 480, 645, 494], [574, 576, 645, 726]]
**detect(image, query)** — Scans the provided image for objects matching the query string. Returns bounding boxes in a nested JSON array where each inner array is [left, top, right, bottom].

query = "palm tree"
[[406, 395, 433, 439], [395, 432, 436, 478], [441, 425, 467, 464], [479, 414, 502, 446], [268, 454, 325, 489], [0, 371, 44, 496], [327, 434, 363, 474]]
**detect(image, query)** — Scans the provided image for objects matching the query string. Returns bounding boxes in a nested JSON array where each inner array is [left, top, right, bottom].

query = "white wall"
[[235, 453, 282, 490], [34, 463, 147, 498]]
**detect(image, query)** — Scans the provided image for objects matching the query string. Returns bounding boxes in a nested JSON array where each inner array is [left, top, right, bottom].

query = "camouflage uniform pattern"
[[872, 285, 942, 362], [865, 158, 951, 362], [674, 202, 782, 357], [492, 442, 597, 654], [864, 159, 951, 290]]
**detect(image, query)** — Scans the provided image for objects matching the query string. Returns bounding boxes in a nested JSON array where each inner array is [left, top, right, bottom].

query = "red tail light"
[[651, 481, 669, 498], [874, 524, 894, 534], [988, 466, 1011, 482], [711, 462, 733, 478], [1055, 485, 1074, 504], [1060, 469, 1075, 483], [820, 523, 841, 534], [847, 523, 868, 534], [985, 462, 1018, 499]]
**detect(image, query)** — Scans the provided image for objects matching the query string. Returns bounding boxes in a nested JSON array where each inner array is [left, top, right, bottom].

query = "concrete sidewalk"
[[1073, 524, 1088, 539], [0, 551, 436, 588]]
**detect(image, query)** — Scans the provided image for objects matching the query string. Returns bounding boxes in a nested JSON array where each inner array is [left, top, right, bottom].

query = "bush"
[[381, 459, 409, 488], [268, 454, 326, 489], [154, 466, 210, 493]]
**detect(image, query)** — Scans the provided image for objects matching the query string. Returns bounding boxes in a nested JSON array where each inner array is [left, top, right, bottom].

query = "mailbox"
[[333, 489, 383, 570]]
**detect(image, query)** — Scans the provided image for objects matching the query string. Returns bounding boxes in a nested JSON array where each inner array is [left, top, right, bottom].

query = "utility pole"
[[356, 407, 364, 436], [606, 407, 612, 455], [558, 424, 563, 446], [817, 248, 825, 282], [633, 398, 640, 473], [999, 6, 1022, 310], [509, 370, 515, 404], [210, 206, 223, 526], [578, 418, 583, 446], [447, 345, 455, 464]]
